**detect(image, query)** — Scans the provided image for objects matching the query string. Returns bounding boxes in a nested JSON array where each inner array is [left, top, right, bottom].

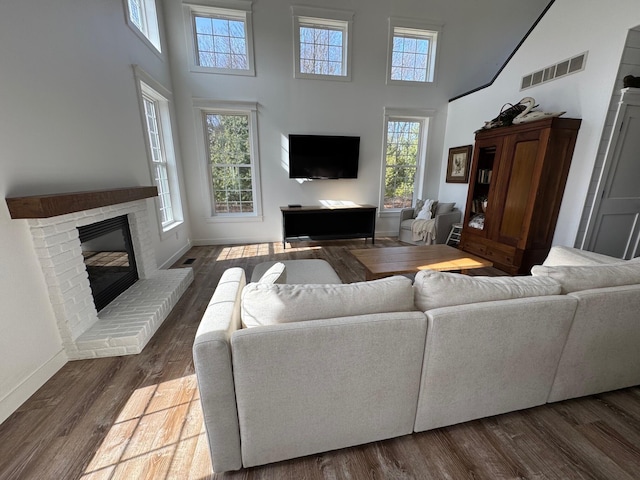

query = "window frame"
[[134, 66, 184, 236], [193, 100, 262, 222], [124, 0, 162, 53], [292, 6, 353, 82], [379, 107, 435, 214], [183, 0, 255, 76], [386, 17, 442, 86]]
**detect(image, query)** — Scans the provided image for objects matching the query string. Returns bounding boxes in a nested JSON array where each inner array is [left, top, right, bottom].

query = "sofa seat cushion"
[[250, 259, 341, 284], [241, 275, 415, 327], [413, 269, 561, 311], [542, 246, 624, 267], [399, 218, 414, 231], [531, 260, 640, 293]]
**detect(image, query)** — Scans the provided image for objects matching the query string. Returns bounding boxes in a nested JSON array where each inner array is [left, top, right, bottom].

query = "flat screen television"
[[288, 134, 360, 179]]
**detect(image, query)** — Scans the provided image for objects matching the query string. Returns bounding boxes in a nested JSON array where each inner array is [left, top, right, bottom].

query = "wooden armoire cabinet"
[[459, 117, 581, 275]]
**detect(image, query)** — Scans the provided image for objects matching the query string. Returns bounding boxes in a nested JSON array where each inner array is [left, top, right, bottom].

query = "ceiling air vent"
[[521, 52, 587, 90]]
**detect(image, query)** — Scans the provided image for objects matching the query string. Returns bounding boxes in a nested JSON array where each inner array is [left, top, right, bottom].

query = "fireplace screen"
[[78, 215, 138, 312]]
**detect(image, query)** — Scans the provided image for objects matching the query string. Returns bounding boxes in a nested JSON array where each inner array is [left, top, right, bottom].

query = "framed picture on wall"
[[446, 145, 472, 183]]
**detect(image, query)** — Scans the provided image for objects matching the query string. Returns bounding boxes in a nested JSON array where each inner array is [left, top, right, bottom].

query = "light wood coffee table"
[[350, 244, 493, 280]]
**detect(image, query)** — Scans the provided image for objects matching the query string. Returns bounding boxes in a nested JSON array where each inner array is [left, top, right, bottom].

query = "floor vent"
[[183, 258, 196, 265], [521, 52, 587, 90]]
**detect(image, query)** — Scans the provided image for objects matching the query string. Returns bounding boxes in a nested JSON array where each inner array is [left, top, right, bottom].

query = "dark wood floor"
[[1, 239, 639, 480]]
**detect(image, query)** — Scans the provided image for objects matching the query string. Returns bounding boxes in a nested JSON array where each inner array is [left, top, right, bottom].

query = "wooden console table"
[[280, 204, 376, 248]]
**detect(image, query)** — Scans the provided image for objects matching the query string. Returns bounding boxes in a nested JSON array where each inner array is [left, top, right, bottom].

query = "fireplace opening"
[[78, 215, 139, 312]]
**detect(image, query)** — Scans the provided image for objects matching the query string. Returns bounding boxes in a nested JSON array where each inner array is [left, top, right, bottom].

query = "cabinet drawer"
[[461, 238, 486, 257], [482, 244, 516, 267], [462, 236, 517, 268]]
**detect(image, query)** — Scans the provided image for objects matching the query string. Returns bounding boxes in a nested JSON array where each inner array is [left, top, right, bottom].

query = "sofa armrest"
[[193, 267, 246, 473], [434, 209, 462, 244], [399, 208, 415, 223]]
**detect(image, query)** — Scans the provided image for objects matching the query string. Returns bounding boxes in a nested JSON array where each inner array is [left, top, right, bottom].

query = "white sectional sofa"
[[193, 248, 640, 473]]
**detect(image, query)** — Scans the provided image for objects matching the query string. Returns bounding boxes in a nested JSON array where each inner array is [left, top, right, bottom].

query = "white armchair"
[[398, 202, 462, 245]]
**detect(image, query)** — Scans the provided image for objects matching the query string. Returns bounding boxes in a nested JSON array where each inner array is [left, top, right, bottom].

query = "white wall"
[[163, 0, 549, 242], [0, 0, 549, 424], [0, 0, 191, 423], [439, 0, 640, 248]]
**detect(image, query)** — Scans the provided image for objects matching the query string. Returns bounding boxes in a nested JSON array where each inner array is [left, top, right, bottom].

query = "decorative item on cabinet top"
[[478, 97, 565, 131]]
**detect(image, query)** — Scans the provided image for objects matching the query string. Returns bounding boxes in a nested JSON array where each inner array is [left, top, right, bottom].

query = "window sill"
[[159, 220, 184, 240], [205, 215, 264, 224], [379, 209, 403, 218], [294, 72, 351, 82], [125, 21, 163, 59], [386, 78, 435, 87], [190, 65, 255, 76]]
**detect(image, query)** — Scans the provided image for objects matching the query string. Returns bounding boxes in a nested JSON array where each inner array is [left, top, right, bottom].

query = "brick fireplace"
[[6, 187, 193, 360]]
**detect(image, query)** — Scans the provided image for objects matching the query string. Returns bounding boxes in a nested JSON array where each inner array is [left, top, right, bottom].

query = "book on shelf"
[[472, 198, 488, 213], [477, 169, 492, 184]]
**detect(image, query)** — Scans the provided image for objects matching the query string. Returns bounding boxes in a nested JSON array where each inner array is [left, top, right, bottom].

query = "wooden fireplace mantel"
[[5, 186, 158, 219]]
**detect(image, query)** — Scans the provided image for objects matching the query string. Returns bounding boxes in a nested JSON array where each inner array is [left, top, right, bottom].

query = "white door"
[[585, 89, 640, 259]]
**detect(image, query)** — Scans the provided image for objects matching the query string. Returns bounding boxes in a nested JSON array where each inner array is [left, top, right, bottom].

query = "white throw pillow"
[[257, 262, 286, 284], [413, 269, 561, 311], [531, 261, 640, 293], [416, 199, 434, 220], [241, 276, 415, 327], [413, 199, 438, 219]]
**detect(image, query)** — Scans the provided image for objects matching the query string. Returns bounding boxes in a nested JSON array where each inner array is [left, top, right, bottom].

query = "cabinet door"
[[463, 137, 504, 238], [492, 129, 543, 246]]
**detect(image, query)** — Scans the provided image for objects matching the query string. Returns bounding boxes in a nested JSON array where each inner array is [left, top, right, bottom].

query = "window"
[[292, 6, 353, 81], [185, 1, 255, 76], [387, 18, 441, 84], [124, 0, 161, 52], [195, 101, 261, 218], [134, 67, 183, 233], [380, 109, 433, 211], [142, 97, 174, 226]]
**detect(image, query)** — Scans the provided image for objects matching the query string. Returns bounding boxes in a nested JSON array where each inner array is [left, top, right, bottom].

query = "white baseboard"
[[191, 234, 398, 246], [159, 240, 193, 269], [192, 236, 279, 246], [0, 349, 68, 425]]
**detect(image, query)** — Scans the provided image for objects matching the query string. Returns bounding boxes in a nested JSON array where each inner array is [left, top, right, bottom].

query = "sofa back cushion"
[[434, 202, 455, 215], [413, 269, 561, 311], [241, 276, 415, 327], [231, 311, 428, 467], [531, 260, 640, 293]]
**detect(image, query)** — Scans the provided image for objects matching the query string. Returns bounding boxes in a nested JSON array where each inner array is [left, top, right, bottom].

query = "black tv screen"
[[288, 134, 360, 179]]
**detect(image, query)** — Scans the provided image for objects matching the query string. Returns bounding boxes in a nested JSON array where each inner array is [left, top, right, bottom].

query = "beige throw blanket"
[[411, 218, 436, 243]]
